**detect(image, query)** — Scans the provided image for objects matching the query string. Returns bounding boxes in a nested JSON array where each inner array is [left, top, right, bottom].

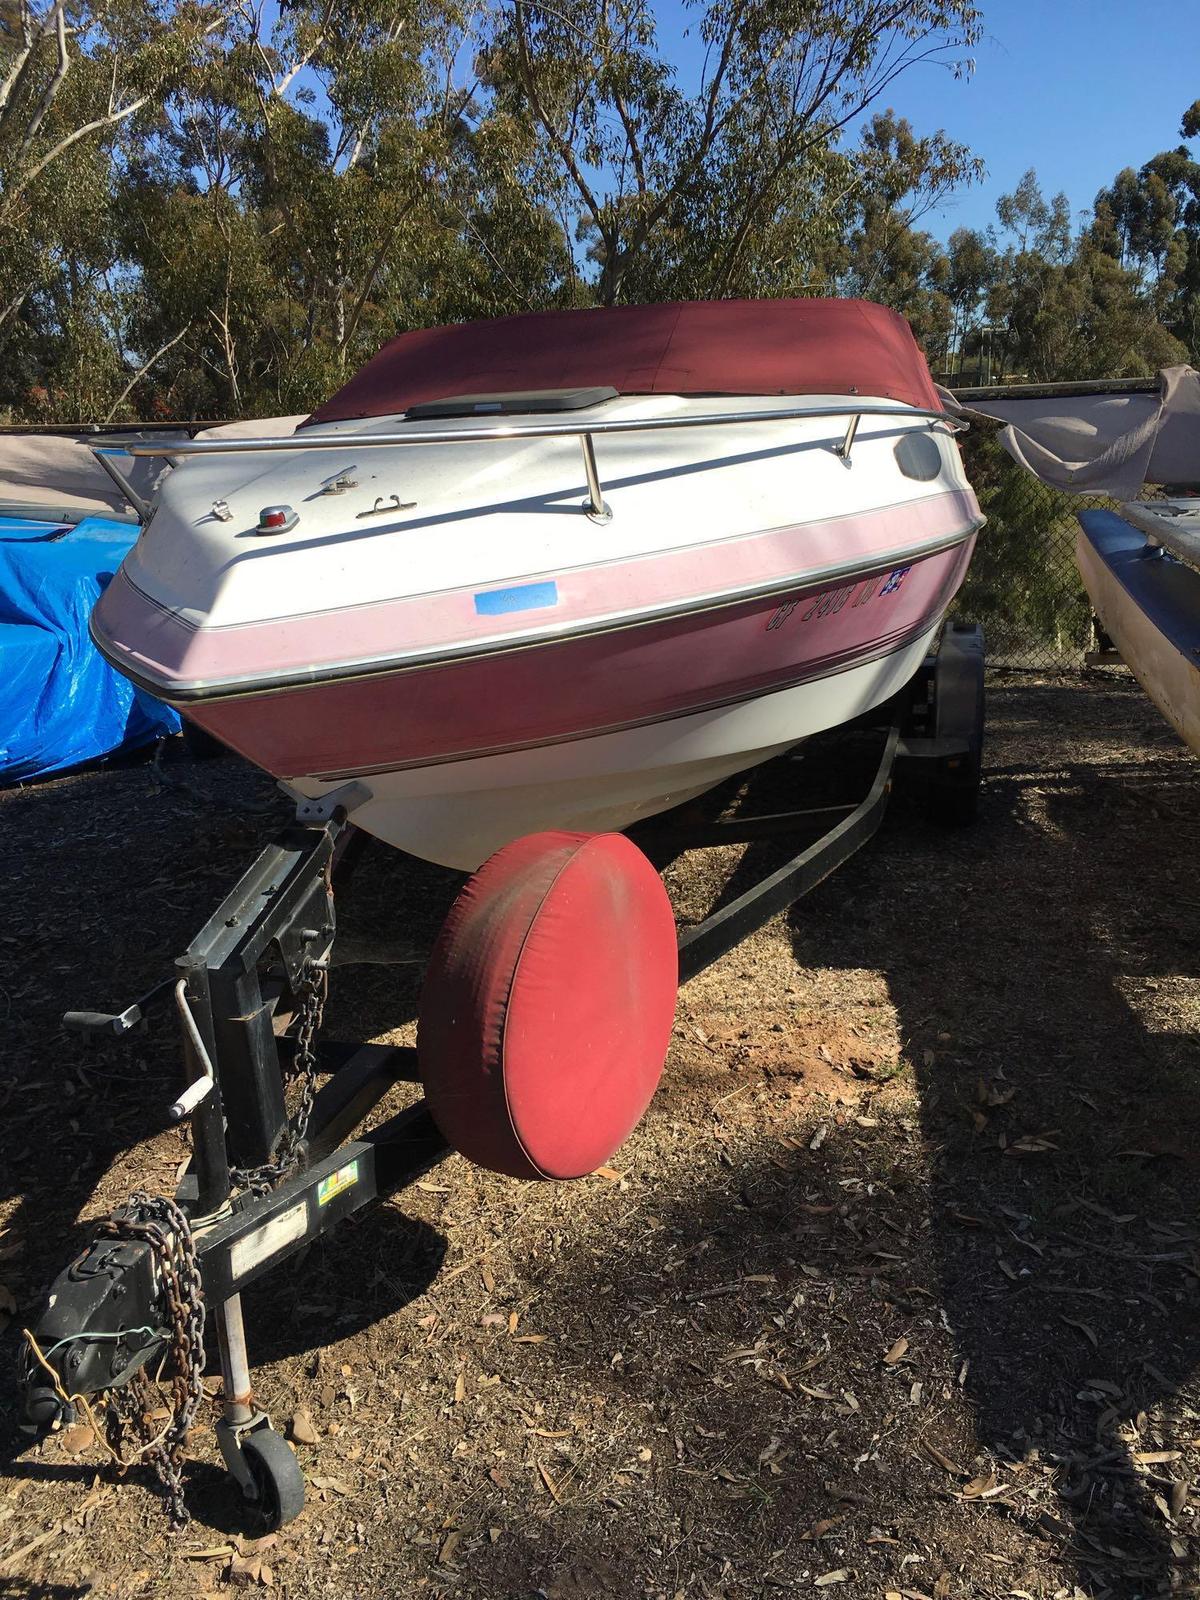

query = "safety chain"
[[229, 960, 327, 1196], [93, 1193, 206, 1531]]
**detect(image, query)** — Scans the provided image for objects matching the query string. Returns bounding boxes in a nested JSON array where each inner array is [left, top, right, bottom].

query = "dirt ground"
[[2, 672, 1200, 1600]]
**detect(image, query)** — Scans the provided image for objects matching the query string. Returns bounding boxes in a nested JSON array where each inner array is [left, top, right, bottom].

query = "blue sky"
[[654, 0, 1200, 242]]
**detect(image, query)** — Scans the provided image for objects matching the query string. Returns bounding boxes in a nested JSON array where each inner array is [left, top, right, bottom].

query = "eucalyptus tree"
[[118, 0, 577, 416], [0, 1, 229, 415], [1092, 100, 1200, 361], [982, 169, 1186, 383], [836, 109, 981, 366], [486, 0, 982, 306]]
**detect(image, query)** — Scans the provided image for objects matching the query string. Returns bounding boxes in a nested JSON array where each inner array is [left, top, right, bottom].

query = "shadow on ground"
[[767, 676, 1200, 1596], [434, 676, 1200, 1598], [3, 678, 1199, 1599]]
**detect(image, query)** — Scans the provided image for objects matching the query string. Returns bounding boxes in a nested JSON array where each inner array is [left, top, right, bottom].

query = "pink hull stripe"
[[187, 538, 975, 779], [95, 488, 980, 690]]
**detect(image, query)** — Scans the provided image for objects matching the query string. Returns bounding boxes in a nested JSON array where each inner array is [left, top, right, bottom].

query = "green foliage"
[[495, 0, 981, 306], [955, 430, 1096, 659], [1090, 103, 1200, 362], [0, 0, 579, 419], [0, 3, 1193, 440]]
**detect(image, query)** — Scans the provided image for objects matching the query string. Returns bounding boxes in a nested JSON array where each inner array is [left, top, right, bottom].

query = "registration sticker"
[[474, 579, 559, 616], [317, 1159, 360, 1207]]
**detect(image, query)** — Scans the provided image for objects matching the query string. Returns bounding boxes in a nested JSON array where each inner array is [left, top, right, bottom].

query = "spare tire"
[[417, 831, 678, 1179]]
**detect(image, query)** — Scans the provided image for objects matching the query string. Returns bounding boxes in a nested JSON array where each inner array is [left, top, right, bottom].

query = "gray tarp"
[[941, 365, 1200, 498]]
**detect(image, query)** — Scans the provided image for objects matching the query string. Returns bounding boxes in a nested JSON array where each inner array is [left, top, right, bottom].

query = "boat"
[[950, 367, 1200, 755], [1077, 499, 1200, 755], [97, 299, 985, 869], [21, 304, 991, 1532]]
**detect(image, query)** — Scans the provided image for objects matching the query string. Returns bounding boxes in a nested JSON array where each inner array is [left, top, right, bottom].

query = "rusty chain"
[[229, 959, 327, 1196], [93, 1193, 206, 1531], [76, 963, 326, 1525]]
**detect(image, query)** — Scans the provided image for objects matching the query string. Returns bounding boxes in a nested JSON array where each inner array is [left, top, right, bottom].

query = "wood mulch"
[[1, 671, 1199, 1599]]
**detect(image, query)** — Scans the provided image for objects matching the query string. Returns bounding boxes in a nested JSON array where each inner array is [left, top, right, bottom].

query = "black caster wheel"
[[242, 1427, 305, 1530]]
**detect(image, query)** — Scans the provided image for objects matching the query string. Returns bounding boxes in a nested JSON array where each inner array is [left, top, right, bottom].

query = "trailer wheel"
[[418, 831, 678, 1180], [929, 620, 984, 826], [242, 1427, 305, 1531]]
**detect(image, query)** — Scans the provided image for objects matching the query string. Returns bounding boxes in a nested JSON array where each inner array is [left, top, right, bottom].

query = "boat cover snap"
[[417, 831, 678, 1179]]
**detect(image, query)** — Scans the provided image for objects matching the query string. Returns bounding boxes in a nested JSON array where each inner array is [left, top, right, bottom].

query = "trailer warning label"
[[318, 1159, 360, 1206], [230, 1200, 308, 1280]]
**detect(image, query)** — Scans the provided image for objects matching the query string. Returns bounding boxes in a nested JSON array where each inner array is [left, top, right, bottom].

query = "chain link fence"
[[955, 427, 1143, 670]]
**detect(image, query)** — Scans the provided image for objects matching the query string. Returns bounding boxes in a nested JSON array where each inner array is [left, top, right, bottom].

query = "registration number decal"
[[766, 567, 911, 631]]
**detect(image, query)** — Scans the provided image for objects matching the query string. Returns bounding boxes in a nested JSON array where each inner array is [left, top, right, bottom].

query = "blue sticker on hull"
[[474, 580, 559, 616]]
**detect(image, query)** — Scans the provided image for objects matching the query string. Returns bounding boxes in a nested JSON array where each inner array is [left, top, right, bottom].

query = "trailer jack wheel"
[[221, 1419, 305, 1531]]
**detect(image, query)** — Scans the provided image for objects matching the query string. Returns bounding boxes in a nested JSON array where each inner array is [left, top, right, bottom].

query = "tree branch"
[[511, 0, 613, 261], [0, 0, 66, 126], [103, 324, 192, 423], [2, 92, 149, 214], [339, 191, 423, 353], [12, 0, 69, 160]]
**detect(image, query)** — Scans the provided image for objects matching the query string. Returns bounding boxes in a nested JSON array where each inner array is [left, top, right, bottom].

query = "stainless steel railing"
[[125, 401, 966, 523]]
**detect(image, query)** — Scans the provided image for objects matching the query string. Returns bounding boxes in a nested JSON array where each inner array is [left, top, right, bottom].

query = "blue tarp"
[[0, 513, 181, 780]]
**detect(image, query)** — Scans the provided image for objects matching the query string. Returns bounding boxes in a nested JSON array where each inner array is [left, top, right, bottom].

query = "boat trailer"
[[18, 622, 984, 1531]]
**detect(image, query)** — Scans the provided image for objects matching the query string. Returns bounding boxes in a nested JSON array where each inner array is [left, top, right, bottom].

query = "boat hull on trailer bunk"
[[95, 299, 984, 869], [1077, 503, 1200, 757]]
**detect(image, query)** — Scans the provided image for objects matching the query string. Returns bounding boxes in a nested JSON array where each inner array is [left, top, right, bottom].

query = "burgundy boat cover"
[[308, 298, 940, 424]]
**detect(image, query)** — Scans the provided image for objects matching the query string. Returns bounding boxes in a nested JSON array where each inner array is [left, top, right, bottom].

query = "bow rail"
[[125, 401, 967, 524]]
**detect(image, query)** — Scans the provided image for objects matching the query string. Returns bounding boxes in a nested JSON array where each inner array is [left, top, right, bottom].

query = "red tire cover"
[[417, 832, 678, 1179]]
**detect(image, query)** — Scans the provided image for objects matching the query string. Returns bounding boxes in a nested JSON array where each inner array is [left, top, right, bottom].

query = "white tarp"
[[0, 416, 303, 522], [942, 365, 1200, 498], [194, 416, 304, 441], [0, 434, 149, 520]]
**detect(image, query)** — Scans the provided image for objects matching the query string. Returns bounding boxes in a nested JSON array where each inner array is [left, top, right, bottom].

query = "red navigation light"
[[256, 504, 298, 535]]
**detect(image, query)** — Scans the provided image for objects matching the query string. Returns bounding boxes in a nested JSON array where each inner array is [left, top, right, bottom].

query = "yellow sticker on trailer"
[[317, 1159, 359, 1206]]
